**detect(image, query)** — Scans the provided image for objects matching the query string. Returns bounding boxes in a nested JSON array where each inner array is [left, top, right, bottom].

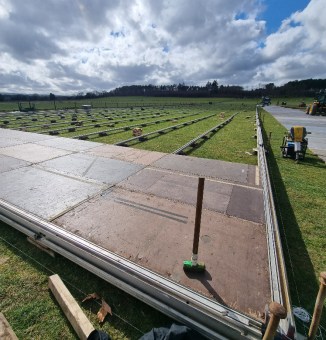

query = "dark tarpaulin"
[[139, 323, 206, 340]]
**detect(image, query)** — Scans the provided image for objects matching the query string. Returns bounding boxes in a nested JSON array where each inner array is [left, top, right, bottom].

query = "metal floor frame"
[[0, 107, 295, 339]]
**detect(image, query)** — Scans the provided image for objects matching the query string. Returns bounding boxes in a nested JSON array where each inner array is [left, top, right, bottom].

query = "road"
[[263, 105, 326, 163]]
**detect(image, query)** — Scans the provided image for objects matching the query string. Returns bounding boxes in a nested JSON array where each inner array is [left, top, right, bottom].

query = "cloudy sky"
[[0, 0, 325, 94]]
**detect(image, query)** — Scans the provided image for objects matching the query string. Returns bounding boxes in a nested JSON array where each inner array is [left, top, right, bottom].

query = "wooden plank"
[[0, 313, 18, 340], [48, 274, 95, 340]]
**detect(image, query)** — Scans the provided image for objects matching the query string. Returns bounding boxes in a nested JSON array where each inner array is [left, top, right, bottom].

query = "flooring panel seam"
[[89, 149, 167, 166], [145, 166, 263, 191], [113, 186, 264, 225], [255, 166, 260, 186], [32, 164, 112, 186], [225, 185, 234, 219], [111, 161, 153, 188], [0, 154, 32, 173], [48, 186, 113, 222], [0, 165, 31, 174], [82, 156, 98, 176], [0, 143, 75, 164], [25, 143, 83, 160], [150, 167, 249, 185], [0, 129, 57, 143], [0, 140, 32, 149]]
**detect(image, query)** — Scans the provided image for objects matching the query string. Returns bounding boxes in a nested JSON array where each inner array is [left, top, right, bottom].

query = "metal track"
[[35, 110, 177, 134], [73, 112, 201, 140], [172, 113, 238, 155], [255, 106, 295, 337], [115, 113, 216, 146], [38, 112, 172, 135]]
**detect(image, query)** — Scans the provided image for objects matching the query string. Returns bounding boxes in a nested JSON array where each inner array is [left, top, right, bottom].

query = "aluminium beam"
[[255, 106, 296, 338]]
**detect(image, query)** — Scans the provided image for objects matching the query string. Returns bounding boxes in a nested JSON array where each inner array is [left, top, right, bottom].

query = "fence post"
[[308, 272, 326, 340], [263, 302, 287, 340]]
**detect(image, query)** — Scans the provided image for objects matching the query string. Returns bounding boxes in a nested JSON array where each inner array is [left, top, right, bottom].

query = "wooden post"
[[263, 302, 287, 340], [192, 177, 205, 256], [308, 272, 326, 340]]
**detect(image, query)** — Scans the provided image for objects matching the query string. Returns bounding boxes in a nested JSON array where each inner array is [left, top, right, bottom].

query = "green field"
[[0, 97, 325, 338], [0, 96, 313, 112], [0, 96, 248, 112]]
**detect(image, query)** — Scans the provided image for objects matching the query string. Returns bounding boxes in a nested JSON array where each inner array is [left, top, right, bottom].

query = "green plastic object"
[[183, 260, 205, 272]]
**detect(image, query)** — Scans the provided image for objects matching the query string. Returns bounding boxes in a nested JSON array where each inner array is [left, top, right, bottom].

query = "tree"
[[211, 80, 218, 94], [177, 82, 187, 91], [49, 93, 56, 101], [265, 83, 275, 92]]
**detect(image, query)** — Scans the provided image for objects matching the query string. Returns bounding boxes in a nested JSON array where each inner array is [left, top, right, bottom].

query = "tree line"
[[1, 78, 326, 102]]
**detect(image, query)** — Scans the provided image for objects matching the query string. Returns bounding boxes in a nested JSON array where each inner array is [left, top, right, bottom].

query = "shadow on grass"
[[261, 127, 326, 330], [300, 152, 326, 168], [0, 222, 172, 339]]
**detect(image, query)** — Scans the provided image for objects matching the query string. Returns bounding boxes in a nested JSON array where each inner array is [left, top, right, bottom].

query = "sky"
[[0, 0, 325, 95]]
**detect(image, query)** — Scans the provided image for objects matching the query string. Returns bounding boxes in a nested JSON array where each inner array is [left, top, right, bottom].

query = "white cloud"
[[0, 0, 12, 19], [0, 0, 325, 94], [257, 0, 326, 84]]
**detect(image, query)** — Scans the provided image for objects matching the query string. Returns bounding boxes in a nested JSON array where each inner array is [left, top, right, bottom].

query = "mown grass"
[[260, 109, 326, 329], [0, 96, 232, 111], [272, 97, 314, 106], [189, 111, 257, 164], [272, 97, 315, 111], [0, 222, 172, 339], [132, 114, 229, 152], [64, 111, 212, 142]]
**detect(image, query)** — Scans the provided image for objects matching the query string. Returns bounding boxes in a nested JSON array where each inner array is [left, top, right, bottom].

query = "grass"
[[189, 111, 257, 164], [272, 97, 314, 111], [260, 109, 326, 329], [0, 96, 236, 112], [0, 222, 172, 339], [72, 111, 213, 143], [0, 97, 325, 337]]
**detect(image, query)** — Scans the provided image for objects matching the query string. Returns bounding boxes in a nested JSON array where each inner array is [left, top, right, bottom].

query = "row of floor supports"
[[0, 106, 324, 338]]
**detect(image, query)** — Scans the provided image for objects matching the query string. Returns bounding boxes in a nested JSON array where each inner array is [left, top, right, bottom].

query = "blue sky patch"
[[235, 12, 247, 20], [260, 0, 309, 34], [288, 21, 302, 28]]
